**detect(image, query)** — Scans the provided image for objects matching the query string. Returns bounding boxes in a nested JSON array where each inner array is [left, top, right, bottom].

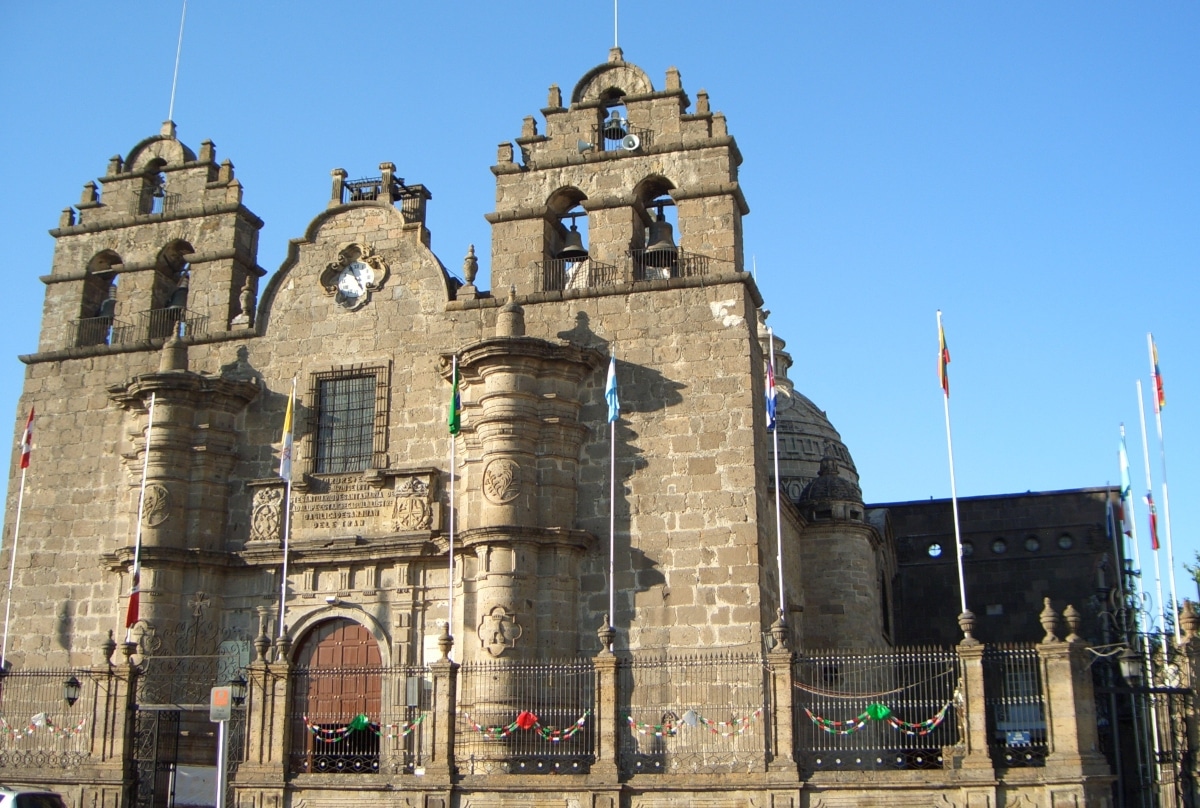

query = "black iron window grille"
[[309, 365, 389, 474]]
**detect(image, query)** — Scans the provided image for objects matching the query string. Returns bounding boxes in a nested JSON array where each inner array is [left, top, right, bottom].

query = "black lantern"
[[229, 672, 248, 707], [63, 675, 82, 707], [1118, 647, 1145, 689]]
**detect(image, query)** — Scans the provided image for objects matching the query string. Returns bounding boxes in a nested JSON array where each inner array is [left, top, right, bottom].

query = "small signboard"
[[210, 686, 232, 723], [1005, 730, 1032, 746]]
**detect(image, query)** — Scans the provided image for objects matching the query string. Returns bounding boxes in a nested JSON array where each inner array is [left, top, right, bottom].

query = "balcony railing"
[[341, 176, 429, 224], [72, 315, 135, 348], [132, 189, 182, 216], [539, 257, 620, 293], [68, 307, 208, 349], [592, 122, 654, 153], [629, 248, 729, 282]]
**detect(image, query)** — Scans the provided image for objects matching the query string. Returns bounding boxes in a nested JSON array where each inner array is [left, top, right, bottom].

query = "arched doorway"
[[289, 618, 382, 774]]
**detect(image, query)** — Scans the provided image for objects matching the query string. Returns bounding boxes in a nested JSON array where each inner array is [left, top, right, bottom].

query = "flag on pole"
[[279, 388, 295, 480], [605, 355, 619, 423], [125, 571, 140, 628], [1105, 495, 1118, 541], [765, 349, 777, 431], [448, 357, 462, 435], [1145, 492, 1160, 551], [1150, 335, 1165, 413], [1119, 436, 1134, 536], [19, 408, 34, 469], [938, 318, 951, 397]]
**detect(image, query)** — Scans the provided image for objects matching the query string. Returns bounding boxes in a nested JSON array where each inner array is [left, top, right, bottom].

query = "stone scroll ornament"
[[477, 606, 523, 657], [318, 242, 389, 310], [392, 476, 432, 531], [250, 487, 284, 543], [481, 458, 521, 504], [142, 483, 171, 526]]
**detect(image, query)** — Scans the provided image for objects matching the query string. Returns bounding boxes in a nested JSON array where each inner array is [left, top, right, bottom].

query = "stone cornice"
[[455, 525, 596, 553], [48, 201, 264, 238]]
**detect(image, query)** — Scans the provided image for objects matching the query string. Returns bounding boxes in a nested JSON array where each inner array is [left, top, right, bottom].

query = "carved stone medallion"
[[142, 483, 171, 526], [481, 458, 521, 504], [477, 606, 523, 657]]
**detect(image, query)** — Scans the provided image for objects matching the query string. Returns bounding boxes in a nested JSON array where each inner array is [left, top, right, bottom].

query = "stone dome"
[[758, 313, 859, 503], [798, 454, 863, 505]]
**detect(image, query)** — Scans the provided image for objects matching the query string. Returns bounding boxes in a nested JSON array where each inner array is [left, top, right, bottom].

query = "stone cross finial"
[[1039, 597, 1061, 643]]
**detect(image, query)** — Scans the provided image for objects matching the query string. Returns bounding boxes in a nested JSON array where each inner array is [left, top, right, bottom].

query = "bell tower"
[[486, 48, 749, 297], [38, 121, 264, 356]]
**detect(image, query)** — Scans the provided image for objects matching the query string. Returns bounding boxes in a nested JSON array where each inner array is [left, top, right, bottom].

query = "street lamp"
[[62, 675, 82, 707], [1118, 647, 1145, 689], [229, 673, 247, 707]]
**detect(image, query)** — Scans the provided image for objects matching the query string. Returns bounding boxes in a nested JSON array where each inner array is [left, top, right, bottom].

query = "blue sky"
[[2, 2, 1197, 629]]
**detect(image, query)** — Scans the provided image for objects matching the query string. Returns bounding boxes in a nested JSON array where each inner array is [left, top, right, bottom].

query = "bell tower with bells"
[[486, 47, 749, 296]]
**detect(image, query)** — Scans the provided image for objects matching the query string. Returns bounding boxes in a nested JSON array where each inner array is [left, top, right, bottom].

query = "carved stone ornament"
[[318, 242, 390, 311], [142, 483, 171, 526], [481, 458, 521, 504], [477, 606, 523, 657], [393, 490, 432, 532], [250, 487, 284, 543]]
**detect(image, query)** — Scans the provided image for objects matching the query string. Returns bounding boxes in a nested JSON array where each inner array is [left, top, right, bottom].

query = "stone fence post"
[[425, 628, 458, 783], [766, 619, 797, 773], [953, 612, 995, 775]]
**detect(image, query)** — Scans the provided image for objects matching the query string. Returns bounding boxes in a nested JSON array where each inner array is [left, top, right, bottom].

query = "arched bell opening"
[[288, 618, 384, 775], [542, 187, 604, 292], [150, 240, 194, 339], [593, 89, 643, 153], [138, 158, 169, 215], [631, 177, 679, 281], [77, 250, 122, 347]]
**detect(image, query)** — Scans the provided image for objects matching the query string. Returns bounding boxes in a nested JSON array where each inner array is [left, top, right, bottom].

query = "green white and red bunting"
[[0, 714, 87, 739], [302, 712, 425, 741], [461, 710, 590, 742], [804, 702, 952, 736], [626, 707, 763, 738]]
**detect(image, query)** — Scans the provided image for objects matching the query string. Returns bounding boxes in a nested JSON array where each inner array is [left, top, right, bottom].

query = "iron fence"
[[629, 248, 730, 282], [72, 315, 135, 347], [136, 307, 209, 342], [592, 122, 654, 152], [794, 647, 959, 772], [619, 651, 766, 775], [456, 657, 595, 775], [982, 644, 1048, 768], [0, 668, 98, 769], [287, 665, 432, 776]]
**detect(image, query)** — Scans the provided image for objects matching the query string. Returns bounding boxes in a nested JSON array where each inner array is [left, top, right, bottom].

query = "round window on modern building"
[[992, 538, 1008, 554], [1058, 533, 1074, 550], [962, 541, 975, 557], [1024, 536, 1040, 552], [927, 543, 943, 558]]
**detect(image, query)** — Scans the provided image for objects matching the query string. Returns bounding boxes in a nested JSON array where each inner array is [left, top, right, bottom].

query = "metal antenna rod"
[[167, 0, 188, 122]]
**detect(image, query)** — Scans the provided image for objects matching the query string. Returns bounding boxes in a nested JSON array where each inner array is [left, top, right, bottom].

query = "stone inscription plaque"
[[295, 478, 388, 531]]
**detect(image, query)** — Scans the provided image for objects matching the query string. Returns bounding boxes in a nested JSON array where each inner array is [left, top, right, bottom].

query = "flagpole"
[[1147, 334, 1180, 642], [938, 312, 968, 616], [1135, 380, 1167, 638], [448, 355, 458, 650], [605, 352, 620, 643], [278, 379, 295, 639], [768, 330, 785, 621], [1, 466, 29, 669], [127, 393, 156, 641]]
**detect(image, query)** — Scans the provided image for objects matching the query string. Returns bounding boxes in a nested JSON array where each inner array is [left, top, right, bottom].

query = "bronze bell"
[[557, 223, 589, 262], [603, 111, 627, 141], [644, 211, 678, 268]]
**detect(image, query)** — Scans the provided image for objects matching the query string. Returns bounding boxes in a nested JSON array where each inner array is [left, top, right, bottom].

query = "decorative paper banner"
[[626, 707, 763, 738], [0, 715, 88, 739], [302, 713, 426, 741], [461, 710, 590, 742], [804, 702, 952, 736]]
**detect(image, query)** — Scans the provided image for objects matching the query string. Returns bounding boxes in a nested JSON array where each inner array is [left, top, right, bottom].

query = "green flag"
[[448, 357, 461, 435]]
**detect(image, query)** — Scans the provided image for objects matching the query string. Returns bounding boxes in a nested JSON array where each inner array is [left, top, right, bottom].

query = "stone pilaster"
[[766, 644, 797, 773], [1038, 637, 1111, 779], [954, 638, 997, 775]]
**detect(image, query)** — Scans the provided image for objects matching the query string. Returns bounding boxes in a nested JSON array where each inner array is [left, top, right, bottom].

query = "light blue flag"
[[605, 356, 619, 423]]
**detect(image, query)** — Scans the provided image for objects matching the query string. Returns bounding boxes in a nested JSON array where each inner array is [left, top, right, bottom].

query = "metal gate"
[[131, 709, 180, 808]]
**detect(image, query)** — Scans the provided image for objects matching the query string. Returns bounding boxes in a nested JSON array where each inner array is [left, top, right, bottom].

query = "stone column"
[[425, 630, 459, 782], [765, 618, 797, 773], [592, 629, 620, 779], [1037, 603, 1112, 792], [954, 638, 996, 774]]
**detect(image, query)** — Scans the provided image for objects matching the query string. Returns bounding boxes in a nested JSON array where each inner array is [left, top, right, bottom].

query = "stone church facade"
[[4, 48, 1190, 808]]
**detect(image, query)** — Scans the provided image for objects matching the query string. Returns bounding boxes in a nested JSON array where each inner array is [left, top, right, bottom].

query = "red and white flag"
[[19, 408, 34, 469], [125, 571, 140, 629]]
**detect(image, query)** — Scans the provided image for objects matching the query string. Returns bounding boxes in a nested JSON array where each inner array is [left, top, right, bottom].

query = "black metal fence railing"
[[629, 248, 731, 282], [0, 668, 96, 769], [592, 122, 654, 152], [539, 257, 620, 293], [136, 307, 209, 342], [983, 644, 1048, 768], [288, 666, 432, 776], [72, 315, 135, 347], [619, 651, 766, 775], [794, 647, 959, 772], [456, 658, 595, 776], [133, 189, 182, 216]]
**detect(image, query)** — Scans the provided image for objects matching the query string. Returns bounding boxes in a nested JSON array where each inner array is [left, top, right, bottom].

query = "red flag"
[[938, 318, 950, 397], [1145, 493, 1160, 551], [1150, 336, 1165, 414], [125, 571, 140, 628], [19, 407, 34, 469]]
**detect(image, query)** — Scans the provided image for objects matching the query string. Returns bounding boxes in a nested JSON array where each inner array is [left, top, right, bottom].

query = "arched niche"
[[571, 60, 654, 105], [78, 250, 122, 346]]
